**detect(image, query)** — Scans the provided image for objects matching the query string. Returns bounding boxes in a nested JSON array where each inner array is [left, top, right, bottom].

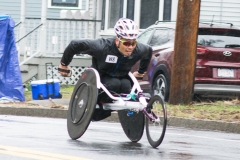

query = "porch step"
[[21, 64, 39, 83]]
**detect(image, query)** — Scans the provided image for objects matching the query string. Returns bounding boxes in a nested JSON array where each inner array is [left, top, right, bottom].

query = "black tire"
[[152, 74, 169, 101], [118, 110, 145, 142], [38, 94, 44, 100], [146, 95, 167, 148], [67, 69, 98, 140], [58, 93, 62, 99], [70, 83, 90, 124]]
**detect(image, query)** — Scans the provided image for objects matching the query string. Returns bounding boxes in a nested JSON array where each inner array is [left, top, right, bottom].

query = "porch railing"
[[15, 17, 102, 58], [16, 23, 43, 43]]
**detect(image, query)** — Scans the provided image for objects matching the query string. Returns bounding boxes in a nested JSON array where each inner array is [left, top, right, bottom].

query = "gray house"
[[0, 0, 240, 84]]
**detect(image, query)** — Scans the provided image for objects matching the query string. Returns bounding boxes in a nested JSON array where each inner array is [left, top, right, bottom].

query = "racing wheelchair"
[[67, 68, 167, 148]]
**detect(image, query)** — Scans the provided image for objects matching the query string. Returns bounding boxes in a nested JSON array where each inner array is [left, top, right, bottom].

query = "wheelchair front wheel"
[[145, 95, 167, 148]]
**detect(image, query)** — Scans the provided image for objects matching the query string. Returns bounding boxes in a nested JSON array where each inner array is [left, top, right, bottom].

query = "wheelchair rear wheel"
[[67, 69, 98, 140], [146, 95, 167, 148]]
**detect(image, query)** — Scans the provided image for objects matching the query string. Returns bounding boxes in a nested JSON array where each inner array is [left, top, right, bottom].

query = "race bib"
[[105, 55, 118, 63]]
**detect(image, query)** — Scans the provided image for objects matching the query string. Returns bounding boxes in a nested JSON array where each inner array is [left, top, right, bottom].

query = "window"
[[163, 0, 172, 21], [102, 0, 136, 31], [168, 29, 175, 40], [48, 0, 82, 9], [127, 0, 135, 20], [108, 0, 123, 28], [137, 29, 155, 45], [198, 29, 240, 48], [102, 0, 176, 35], [149, 29, 171, 47], [197, 35, 240, 48], [140, 0, 159, 29], [198, 28, 240, 37], [102, 0, 161, 30]]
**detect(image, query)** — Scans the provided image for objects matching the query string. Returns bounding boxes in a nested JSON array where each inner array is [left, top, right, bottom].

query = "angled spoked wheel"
[[146, 95, 167, 148], [67, 69, 98, 140]]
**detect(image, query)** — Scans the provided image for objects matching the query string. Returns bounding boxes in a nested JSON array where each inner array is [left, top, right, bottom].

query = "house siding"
[[0, 0, 89, 22], [0, 0, 21, 23], [200, 0, 240, 26], [26, 1, 42, 18], [2, 0, 239, 37]]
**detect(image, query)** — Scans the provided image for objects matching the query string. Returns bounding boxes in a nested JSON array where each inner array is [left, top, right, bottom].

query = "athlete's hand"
[[58, 64, 71, 77], [133, 71, 144, 81]]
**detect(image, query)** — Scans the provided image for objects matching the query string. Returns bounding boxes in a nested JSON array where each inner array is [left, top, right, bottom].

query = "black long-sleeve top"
[[61, 37, 152, 78]]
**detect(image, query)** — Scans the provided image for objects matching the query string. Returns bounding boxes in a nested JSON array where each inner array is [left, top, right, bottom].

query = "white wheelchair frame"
[[67, 68, 167, 148], [91, 68, 149, 111]]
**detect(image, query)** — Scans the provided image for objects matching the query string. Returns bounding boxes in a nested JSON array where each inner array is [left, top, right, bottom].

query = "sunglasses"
[[118, 38, 137, 47]]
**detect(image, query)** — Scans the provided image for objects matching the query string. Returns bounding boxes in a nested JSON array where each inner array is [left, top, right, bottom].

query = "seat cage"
[[89, 68, 148, 111]]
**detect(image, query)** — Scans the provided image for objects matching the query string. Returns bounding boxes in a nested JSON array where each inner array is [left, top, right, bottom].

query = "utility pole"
[[169, 0, 201, 105]]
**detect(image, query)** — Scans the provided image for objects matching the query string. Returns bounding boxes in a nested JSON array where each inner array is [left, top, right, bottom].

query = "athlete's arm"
[[138, 46, 153, 74]]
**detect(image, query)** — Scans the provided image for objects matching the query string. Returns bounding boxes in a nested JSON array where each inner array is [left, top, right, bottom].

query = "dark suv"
[[133, 21, 240, 101]]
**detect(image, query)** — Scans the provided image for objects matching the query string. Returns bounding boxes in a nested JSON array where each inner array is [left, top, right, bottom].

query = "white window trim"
[[104, 0, 109, 31], [123, 0, 127, 18], [134, 0, 140, 27], [48, 0, 82, 9], [159, 0, 164, 21], [100, 0, 165, 37], [171, 0, 178, 21], [104, 0, 129, 30]]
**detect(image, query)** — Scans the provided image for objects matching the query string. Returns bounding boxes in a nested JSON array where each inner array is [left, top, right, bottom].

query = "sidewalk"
[[0, 99, 239, 134]]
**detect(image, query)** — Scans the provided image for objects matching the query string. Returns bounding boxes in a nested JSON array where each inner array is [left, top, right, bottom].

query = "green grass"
[[59, 85, 74, 99], [24, 84, 240, 122], [167, 101, 240, 122]]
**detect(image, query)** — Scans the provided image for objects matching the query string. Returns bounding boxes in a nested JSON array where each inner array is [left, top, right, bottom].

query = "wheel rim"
[[153, 77, 166, 99], [71, 82, 90, 124], [147, 97, 166, 144]]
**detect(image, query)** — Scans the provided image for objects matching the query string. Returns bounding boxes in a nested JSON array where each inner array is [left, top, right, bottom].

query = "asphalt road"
[[0, 98, 240, 134], [0, 115, 240, 160]]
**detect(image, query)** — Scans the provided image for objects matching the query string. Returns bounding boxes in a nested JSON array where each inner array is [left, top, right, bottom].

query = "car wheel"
[[152, 74, 169, 101]]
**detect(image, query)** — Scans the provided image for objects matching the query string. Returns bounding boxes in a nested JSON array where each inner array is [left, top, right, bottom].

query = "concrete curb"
[[167, 117, 240, 134], [0, 107, 67, 119], [1, 106, 239, 134]]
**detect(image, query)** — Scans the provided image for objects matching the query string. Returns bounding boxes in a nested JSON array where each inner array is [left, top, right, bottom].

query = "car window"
[[198, 28, 240, 37], [198, 36, 240, 48], [198, 28, 240, 48], [149, 29, 172, 47], [168, 29, 175, 40], [137, 29, 154, 44]]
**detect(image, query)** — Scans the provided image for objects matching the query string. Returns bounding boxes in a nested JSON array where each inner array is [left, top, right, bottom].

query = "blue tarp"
[[0, 15, 25, 102], [0, 15, 10, 20]]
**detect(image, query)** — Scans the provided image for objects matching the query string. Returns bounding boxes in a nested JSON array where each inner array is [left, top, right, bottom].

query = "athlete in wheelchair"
[[58, 18, 167, 148]]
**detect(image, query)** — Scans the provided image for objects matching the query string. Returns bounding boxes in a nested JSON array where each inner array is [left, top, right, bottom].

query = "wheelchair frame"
[[67, 68, 167, 148]]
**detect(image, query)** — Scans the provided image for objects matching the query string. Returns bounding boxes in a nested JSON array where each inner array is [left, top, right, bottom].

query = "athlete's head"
[[114, 18, 139, 57]]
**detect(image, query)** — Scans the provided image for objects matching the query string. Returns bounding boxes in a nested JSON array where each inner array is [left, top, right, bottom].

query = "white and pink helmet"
[[114, 18, 139, 39]]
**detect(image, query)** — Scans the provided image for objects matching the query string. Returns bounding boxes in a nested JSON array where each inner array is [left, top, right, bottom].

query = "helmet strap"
[[116, 36, 121, 48]]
